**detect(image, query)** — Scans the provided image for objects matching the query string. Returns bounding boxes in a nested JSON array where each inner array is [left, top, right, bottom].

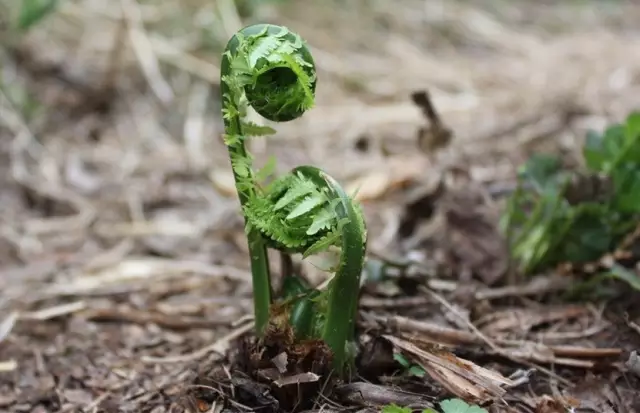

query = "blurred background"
[[2, 0, 640, 411], [2, 0, 639, 267], [1, 0, 640, 313]]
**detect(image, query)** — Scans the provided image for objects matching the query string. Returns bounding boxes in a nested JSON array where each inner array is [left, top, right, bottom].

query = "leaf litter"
[[2, 0, 640, 412]]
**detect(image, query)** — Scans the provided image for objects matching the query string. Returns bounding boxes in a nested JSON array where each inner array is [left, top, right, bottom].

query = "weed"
[[502, 111, 640, 289]]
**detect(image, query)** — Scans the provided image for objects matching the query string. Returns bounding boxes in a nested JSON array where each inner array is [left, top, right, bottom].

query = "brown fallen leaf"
[[348, 170, 392, 202], [534, 395, 578, 413], [0, 359, 18, 372], [563, 374, 634, 413], [347, 155, 430, 202], [382, 334, 515, 404]]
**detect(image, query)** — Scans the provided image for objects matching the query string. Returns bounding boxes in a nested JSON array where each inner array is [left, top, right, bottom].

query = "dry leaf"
[[346, 155, 429, 202], [383, 334, 514, 404], [534, 395, 575, 413], [0, 359, 18, 372], [348, 170, 392, 202]]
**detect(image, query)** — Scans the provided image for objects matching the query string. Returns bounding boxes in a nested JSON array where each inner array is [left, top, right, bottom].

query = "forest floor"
[[1, 1, 640, 412]]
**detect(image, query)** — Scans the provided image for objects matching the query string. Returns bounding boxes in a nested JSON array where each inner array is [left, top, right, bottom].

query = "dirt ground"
[[2, 0, 640, 412]]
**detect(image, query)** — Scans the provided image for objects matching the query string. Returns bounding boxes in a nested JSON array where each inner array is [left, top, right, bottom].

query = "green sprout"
[[219, 24, 367, 374]]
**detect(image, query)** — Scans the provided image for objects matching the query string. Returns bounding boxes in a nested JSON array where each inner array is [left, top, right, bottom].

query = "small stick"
[[410, 90, 453, 154]]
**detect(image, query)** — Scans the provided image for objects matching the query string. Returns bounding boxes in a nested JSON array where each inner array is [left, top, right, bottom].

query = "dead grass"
[[1, 0, 640, 412]]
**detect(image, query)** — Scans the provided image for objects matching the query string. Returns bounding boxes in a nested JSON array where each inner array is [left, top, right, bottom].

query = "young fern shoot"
[[220, 24, 367, 373]]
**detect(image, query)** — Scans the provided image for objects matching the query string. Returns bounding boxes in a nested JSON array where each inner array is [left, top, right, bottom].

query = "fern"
[[220, 24, 367, 375]]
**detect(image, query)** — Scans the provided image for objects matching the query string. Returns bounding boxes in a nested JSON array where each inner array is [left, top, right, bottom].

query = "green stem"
[[293, 166, 367, 373], [220, 25, 275, 337]]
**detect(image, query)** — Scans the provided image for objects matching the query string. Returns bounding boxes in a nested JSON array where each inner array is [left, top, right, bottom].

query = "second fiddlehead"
[[220, 24, 367, 373]]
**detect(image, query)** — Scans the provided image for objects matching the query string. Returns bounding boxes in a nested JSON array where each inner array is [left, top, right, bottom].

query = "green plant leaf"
[[240, 121, 276, 137], [604, 264, 640, 291], [625, 112, 640, 140], [408, 365, 426, 377], [583, 129, 607, 171], [381, 404, 412, 413], [583, 125, 626, 173], [255, 156, 277, 185], [610, 165, 640, 213], [518, 153, 563, 192], [302, 228, 341, 258], [17, 0, 58, 31], [393, 352, 411, 368], [307, 206, 335, 235], [504, 110, 640, 293], [560, 203, 615, 263], [286, 194, 325, 219], [439, 398, 489, 413], [393, 353, 426, 377], [273, 176, 315, 210], [603, 125, 627, 170]]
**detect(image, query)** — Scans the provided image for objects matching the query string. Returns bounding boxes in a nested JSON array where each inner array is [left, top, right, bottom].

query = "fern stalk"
[[219, 24, 367, 374]]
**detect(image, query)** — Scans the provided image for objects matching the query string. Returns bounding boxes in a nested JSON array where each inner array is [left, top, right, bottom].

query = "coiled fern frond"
[[220, 24, 367, 374]]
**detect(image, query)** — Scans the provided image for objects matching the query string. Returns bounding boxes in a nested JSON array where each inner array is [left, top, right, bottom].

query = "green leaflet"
[[303, 229, 342, 258], [248, 35, 282, 67], [307, 205, 337, 235], [274, 174, 317, 210], [255, 156, 277, 187], [286, 194, 326, 220], [240, 121, 276, 137]]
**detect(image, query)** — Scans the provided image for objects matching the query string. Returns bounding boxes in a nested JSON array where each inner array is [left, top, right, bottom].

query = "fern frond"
[[221, 25, 367, 373]]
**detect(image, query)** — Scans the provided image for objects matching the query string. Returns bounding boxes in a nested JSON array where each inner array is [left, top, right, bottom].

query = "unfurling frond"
[[220, 23, 367, 374], [242, 172, 340, 254]]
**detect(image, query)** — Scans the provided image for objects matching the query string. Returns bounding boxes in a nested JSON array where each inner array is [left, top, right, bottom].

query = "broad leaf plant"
[[503, 111, 640, 289]]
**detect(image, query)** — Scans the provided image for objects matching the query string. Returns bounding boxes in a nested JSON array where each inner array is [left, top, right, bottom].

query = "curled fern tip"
[[222, 23, 316, 123]]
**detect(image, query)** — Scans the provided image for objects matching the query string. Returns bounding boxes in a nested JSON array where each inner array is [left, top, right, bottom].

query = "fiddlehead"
[[220, 24, 367, 373]]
